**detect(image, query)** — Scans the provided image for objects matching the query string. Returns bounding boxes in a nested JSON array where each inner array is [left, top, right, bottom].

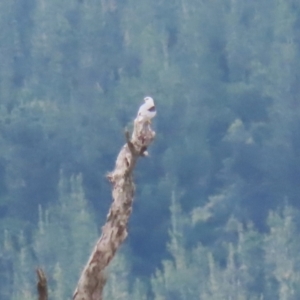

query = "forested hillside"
[[1, 0, 300, 299]]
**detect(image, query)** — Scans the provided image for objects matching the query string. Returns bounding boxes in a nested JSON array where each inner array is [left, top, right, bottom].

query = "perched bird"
[[137, 96, 156, 122]]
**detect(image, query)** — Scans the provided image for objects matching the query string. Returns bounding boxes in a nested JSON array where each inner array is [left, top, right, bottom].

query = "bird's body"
[[137, 96, 156, 121]]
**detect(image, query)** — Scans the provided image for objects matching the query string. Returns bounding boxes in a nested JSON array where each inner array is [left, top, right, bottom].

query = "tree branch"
[[73, 115, 155, 300], [36, 268, 48, 300]]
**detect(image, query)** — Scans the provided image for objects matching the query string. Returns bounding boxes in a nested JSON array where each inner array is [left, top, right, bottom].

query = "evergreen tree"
[[265, 205, 300, 300], [33, 172, 97, 299]]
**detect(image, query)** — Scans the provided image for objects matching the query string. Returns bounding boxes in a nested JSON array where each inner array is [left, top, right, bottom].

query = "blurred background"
[[1, 0, 300, 299]]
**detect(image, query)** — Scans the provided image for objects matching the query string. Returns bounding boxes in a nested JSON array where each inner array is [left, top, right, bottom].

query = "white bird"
[[137, 96, 156, 122]]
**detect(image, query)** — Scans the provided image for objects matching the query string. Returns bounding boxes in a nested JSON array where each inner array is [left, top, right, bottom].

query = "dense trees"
[[0, 0, 300, 298]]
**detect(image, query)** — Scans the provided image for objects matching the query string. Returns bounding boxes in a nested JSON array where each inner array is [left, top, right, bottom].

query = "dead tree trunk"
[[73, 115, 156, 300], [36, 269, 48, 300]]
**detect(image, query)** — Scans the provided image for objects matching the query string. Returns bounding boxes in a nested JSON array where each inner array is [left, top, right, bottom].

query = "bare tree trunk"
[[73, 115, 156, 300], [36, 268, 48, 300]]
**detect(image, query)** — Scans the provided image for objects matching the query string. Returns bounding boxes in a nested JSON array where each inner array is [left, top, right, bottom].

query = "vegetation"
[[0, 0, 300, 299]]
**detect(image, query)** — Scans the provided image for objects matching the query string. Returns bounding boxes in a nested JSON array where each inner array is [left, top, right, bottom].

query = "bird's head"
[[144, 96, 153, 102]]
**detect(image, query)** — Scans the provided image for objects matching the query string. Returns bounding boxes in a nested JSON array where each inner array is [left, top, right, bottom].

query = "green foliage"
[[1, 0, 300, 298], [264, 206, 300, 300], [33, 172, 98, 299], [104, 253, 131, 300], [151, 203, 300, 300], [151, 192, 205, 300], [0, 173, 97, 300]]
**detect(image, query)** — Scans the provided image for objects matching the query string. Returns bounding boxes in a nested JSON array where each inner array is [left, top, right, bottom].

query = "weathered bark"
[[73, 116, 155, 300], [36, 268, 48, 300]]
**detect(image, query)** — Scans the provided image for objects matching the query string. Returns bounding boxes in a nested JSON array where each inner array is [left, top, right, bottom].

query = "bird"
[[137, 96, 156, 122]]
